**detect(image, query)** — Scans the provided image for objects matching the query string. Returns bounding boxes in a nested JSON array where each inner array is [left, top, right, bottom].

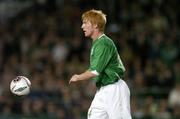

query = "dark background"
[[0, 0, 179, 119]]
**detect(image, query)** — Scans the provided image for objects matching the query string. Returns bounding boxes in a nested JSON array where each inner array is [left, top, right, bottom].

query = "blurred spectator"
[[168, 83, 180, 112], [154, 99, 171, 119]]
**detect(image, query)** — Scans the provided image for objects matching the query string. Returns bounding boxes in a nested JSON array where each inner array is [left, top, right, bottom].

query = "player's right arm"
[[69, 70, 97, 84]]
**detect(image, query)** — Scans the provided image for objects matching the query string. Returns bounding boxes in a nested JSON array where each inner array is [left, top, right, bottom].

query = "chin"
[[85, 33, 90, 37]]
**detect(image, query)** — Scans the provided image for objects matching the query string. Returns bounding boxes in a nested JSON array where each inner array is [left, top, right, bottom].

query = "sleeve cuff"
[[90, 70, 99, 76]]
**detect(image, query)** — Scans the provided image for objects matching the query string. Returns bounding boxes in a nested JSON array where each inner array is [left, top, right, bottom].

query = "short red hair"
[[82, 9, 107, 32]]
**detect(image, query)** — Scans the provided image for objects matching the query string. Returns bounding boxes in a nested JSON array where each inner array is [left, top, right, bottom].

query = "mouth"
[[83, 30, 86, 34], [82, 29, 88, 36]]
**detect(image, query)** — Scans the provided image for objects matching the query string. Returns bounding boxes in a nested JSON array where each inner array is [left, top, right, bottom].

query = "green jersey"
[[88, 34, 125, 87]]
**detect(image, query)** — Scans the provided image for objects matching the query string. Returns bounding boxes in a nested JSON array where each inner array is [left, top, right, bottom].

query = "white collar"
[[98, 34, 105, 39]]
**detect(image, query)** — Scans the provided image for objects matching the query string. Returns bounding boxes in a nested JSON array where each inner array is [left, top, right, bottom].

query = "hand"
[[69, 74, 80, 84]]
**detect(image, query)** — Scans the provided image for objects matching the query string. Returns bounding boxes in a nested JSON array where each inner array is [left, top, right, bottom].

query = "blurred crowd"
[[0, 0, 179, 119]]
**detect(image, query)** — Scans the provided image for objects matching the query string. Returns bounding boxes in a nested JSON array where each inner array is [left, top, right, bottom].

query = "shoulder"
[[100, 35, 115, 47]]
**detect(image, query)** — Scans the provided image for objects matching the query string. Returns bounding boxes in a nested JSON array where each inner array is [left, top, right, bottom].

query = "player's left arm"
[[69, 71, 97, 84]]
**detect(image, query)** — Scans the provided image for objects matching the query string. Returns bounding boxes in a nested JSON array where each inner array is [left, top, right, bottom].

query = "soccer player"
[[69, 9, 132, 119]]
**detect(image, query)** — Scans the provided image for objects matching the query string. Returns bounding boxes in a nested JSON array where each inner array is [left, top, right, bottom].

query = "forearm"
[[69, 70, 97, 84], [78, 70, 97, 81]]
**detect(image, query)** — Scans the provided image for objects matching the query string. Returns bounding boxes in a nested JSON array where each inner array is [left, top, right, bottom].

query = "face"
[[81, 20, 95, 37]]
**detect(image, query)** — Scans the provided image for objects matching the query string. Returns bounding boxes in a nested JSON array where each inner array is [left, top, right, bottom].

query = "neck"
[[91, 31, 104, 41]]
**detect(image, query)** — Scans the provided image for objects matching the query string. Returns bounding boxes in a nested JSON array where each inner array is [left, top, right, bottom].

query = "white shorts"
[[88, 79, 132, 119]]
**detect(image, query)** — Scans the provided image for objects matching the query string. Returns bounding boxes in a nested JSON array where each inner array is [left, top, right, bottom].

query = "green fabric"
[[88, 34, 125, 87]]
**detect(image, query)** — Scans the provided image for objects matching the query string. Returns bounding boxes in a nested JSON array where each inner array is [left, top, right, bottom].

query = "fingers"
[[69, 78, 74, 84], [69, 75, 78, 84]]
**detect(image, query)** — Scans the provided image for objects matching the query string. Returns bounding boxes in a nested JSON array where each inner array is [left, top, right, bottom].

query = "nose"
[[81, 24, 84, 29]]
